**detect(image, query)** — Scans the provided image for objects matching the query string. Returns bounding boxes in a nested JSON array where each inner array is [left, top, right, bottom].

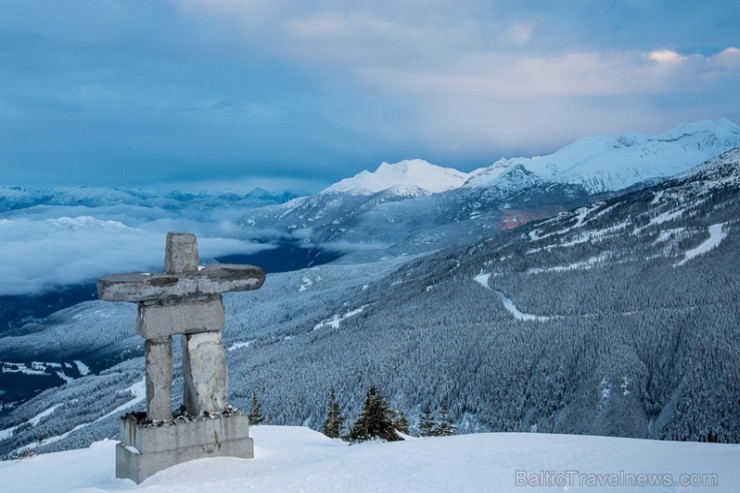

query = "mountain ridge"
[[241, 119, 740, 253], [465, 118, 740, 192]]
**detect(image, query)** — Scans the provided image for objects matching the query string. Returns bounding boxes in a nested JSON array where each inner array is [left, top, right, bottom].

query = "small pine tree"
[[433, 398, 457, 437], [248, 391, 264, 425], [349, 385, 402, 442], [322, 388, 345, 439], [391, 409, 410, 435], [418, 404, 437, 437]]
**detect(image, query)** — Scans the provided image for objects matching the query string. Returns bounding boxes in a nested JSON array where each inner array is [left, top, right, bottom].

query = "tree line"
[[249, 386, 458, 443]]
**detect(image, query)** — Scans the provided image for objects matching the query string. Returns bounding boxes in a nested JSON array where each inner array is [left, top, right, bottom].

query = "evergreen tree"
[[433, 398, 457, 437], [418, 404, 437, 437], [391, 408, 410, 435], [349, 385, 402, 442], [248, 391, 264, 425], [322, 388, 345, 439]]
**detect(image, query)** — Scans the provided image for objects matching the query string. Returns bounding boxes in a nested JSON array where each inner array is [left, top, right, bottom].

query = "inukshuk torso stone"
[[97, 232, 265, 483]]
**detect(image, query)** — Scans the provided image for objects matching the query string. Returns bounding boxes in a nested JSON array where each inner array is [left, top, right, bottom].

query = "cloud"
[[502, 22, 533, 46], [0, 210, 275, 296], [360, 48, 740, 98], [710, 47, 740, 70], [649, 50, 686, 65], [3, 0, 740, 186], [173, 1, 740, 157]]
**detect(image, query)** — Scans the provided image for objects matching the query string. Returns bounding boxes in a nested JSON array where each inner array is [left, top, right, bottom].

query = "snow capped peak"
[[465, 118, 740, 193], [464, 162, 539, 193], [659, 117, 739, 137], [323, 159, 470, 196]]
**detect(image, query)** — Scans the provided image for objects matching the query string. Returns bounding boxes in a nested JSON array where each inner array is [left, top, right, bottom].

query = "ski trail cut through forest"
[[675, 223, 727, 266], [0, 403, 63, 441], [10, 379, 145, 455], [473, 274, 556, 322]]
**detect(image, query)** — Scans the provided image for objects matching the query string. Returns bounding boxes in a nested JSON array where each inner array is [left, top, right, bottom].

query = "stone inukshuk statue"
[[97, 232, 265, 483]]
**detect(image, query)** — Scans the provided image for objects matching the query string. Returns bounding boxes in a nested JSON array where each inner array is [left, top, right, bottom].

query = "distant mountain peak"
[[323, 159, 470, 196]]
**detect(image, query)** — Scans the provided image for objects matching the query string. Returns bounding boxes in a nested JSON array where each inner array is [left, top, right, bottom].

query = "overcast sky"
[[1, 0, 739, 189]]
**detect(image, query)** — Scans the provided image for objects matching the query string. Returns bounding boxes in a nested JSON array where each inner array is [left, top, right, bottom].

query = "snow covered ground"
[[0, 426, 737, 493], [474, 273, 553, 322], [675, 223, 728, 266]]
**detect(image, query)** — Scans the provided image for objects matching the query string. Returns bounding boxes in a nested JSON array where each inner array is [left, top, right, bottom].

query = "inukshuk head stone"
[[97, 232, 265, 483]]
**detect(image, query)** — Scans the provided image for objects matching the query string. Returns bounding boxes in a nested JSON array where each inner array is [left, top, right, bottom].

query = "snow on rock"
[[675, 223, 728, 266], [1, 426, 738, 492], [323, 159, 470, 196]]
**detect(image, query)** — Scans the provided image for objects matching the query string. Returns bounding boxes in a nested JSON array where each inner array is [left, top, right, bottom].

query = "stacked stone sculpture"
[[97, 232, 265, 483]]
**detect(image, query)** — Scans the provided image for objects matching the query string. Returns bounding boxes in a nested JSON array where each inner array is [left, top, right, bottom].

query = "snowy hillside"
[[323, 159, 470, 196], [466, 118, 740, 192], [1, 426, 737, 493]]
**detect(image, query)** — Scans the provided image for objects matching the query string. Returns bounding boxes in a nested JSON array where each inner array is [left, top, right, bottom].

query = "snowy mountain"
[[1, 427, 737, 492], [324, 159, 470, 196], [2, 148, 739, 456], [241, 166, 602, 252], [466, 118, 740, 192], [242, 119, 740, 252]]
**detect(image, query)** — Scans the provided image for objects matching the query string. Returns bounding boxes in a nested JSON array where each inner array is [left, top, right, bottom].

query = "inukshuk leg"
[[145, 336, 173, 421], [182, 329, 228, 415]]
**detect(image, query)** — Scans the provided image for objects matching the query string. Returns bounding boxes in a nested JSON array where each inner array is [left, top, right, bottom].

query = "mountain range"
[[0, 186, 300, 214], [1, 119, 739, 457], [241, 118, 740, 253]]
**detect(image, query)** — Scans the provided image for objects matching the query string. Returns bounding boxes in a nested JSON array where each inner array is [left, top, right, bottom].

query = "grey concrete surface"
[[137, 295, 225, 340]]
